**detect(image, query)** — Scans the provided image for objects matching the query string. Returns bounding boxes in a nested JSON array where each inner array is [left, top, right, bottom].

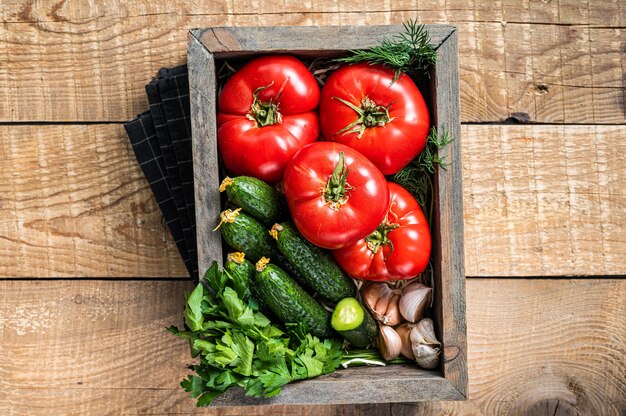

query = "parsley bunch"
[[168, 262, 344, 406]]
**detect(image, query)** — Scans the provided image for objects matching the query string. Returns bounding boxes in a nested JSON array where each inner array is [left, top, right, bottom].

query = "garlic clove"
[[413, 344, 440, 369], [409, 323, 426, 345], [416, 317, 439, 344], [399, 282, 432, 323], [377, 324, 402, 361], [361, 282, 388, 320], [377, 292, 401, 326], [395, 323, 415, 359], [373, 286, 393, 316], [409, 318, 441, 369], [361, 282, 402, 326]]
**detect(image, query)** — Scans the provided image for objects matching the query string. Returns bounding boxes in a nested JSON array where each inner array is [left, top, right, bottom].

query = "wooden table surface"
[[1, 1, 624, 415]]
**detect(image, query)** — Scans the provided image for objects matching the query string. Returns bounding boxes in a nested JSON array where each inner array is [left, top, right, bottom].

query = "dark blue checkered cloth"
[[124, 65, 197, 278]]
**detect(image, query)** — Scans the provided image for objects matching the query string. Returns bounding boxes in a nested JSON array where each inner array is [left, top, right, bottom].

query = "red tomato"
[[282, 142, 389, 249], [319, 63, 430, 175], [217, 55, 320, 183], [332, 182, 431, 281]]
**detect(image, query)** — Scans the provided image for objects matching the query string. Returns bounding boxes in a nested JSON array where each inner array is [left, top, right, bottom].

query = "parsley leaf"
[[180, 374, 205, 399], [203, 261, 227, 294], [184, 283, 205, 332], [295, 348, 324, 378], [231, 332, 254, 376], [222, 287, 255, 329]]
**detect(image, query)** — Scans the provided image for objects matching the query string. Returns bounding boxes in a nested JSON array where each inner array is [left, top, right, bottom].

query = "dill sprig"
[[391, 128, 452, 226], [335, 20, 437, 79], [414, 127, 451, 174]]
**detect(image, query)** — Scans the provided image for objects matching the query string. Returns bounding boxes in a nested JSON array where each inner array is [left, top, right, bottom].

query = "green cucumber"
[[270, 222, 356, 303], [216, 209, 303, 281], [217, 208, 279, 262], [331, 297, 378, 348], [223, 252, 255, 301], [254, 258, 334, 339], [220, 176, 286, 225]]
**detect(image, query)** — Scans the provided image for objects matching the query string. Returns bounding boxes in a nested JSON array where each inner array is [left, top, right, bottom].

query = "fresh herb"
[[392, 127, 452, 225], [340, 349, 409, 367], [170, 262, 390, 406], [335, 20, 437, 79]]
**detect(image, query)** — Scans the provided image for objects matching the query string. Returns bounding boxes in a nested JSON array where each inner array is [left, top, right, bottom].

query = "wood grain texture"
[[0, 280, 196, 415], [429, 28, 467, 396], [462, 124, 626, 277], [189, 33, 223, 276], [0, 279, 623, 415], [2, 124, 624, 278], [1, 1, 623, 123], [210, 366, 463, 406], [193, 24, 454, 55], [0, 125, 187, 277]]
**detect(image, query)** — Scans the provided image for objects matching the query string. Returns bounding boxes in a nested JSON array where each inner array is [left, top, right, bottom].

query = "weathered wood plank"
[[1, 2, 623, 123], [462, 124, 626, 277], [4, 0, 623, 26], [0, 279, 624, 414], [188, 33, 223, 278], [0, 125, 187, 278], [193, 24, 454, 55], [2, 124, 624, 278], [0, 280, 195, 415], [389, 278, 626, 416], [430, 28, 467, 396], [210, 367, 463, 406]]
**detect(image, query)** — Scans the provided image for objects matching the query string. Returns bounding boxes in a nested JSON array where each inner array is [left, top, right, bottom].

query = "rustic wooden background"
[[1, 1, 624, 415]]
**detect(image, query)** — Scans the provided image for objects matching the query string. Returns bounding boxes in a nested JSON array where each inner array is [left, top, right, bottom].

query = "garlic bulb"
[[410, 318, 441, 369], [361, 282, 402, 326], [377, 324, 402, 361], [399, 282, 432, 323]]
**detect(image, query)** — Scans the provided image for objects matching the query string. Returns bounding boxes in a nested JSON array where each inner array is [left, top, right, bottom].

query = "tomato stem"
[[365, 221, 399, 254], [248, 83, 283, 127], [323, 152, 354, 210], [365, 204, 400, 254], [332, 96, 394, 138]]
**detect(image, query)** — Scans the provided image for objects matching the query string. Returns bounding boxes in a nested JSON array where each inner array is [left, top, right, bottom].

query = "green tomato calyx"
[[323, 152, 354, 210], [248, 83, 283, 127], [365, 215, 400, 254], [333, 96, 395, 138]]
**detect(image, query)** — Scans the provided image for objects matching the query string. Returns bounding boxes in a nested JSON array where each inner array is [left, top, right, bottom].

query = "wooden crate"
[[188, 25, 467, 405]]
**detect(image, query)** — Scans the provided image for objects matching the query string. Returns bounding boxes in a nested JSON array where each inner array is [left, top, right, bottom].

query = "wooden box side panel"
[[211, 366, 464, 406], [189, 34, 223, 275], [193, 25, 454, 55], [431, 29, 468, 398]]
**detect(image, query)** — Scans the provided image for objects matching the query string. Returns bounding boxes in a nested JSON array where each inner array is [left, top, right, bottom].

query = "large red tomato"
[[319, 63, 430, 175], [282, 142, 389, 249], [217, 55, 320, 183], [332, 182, 431, 281]]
